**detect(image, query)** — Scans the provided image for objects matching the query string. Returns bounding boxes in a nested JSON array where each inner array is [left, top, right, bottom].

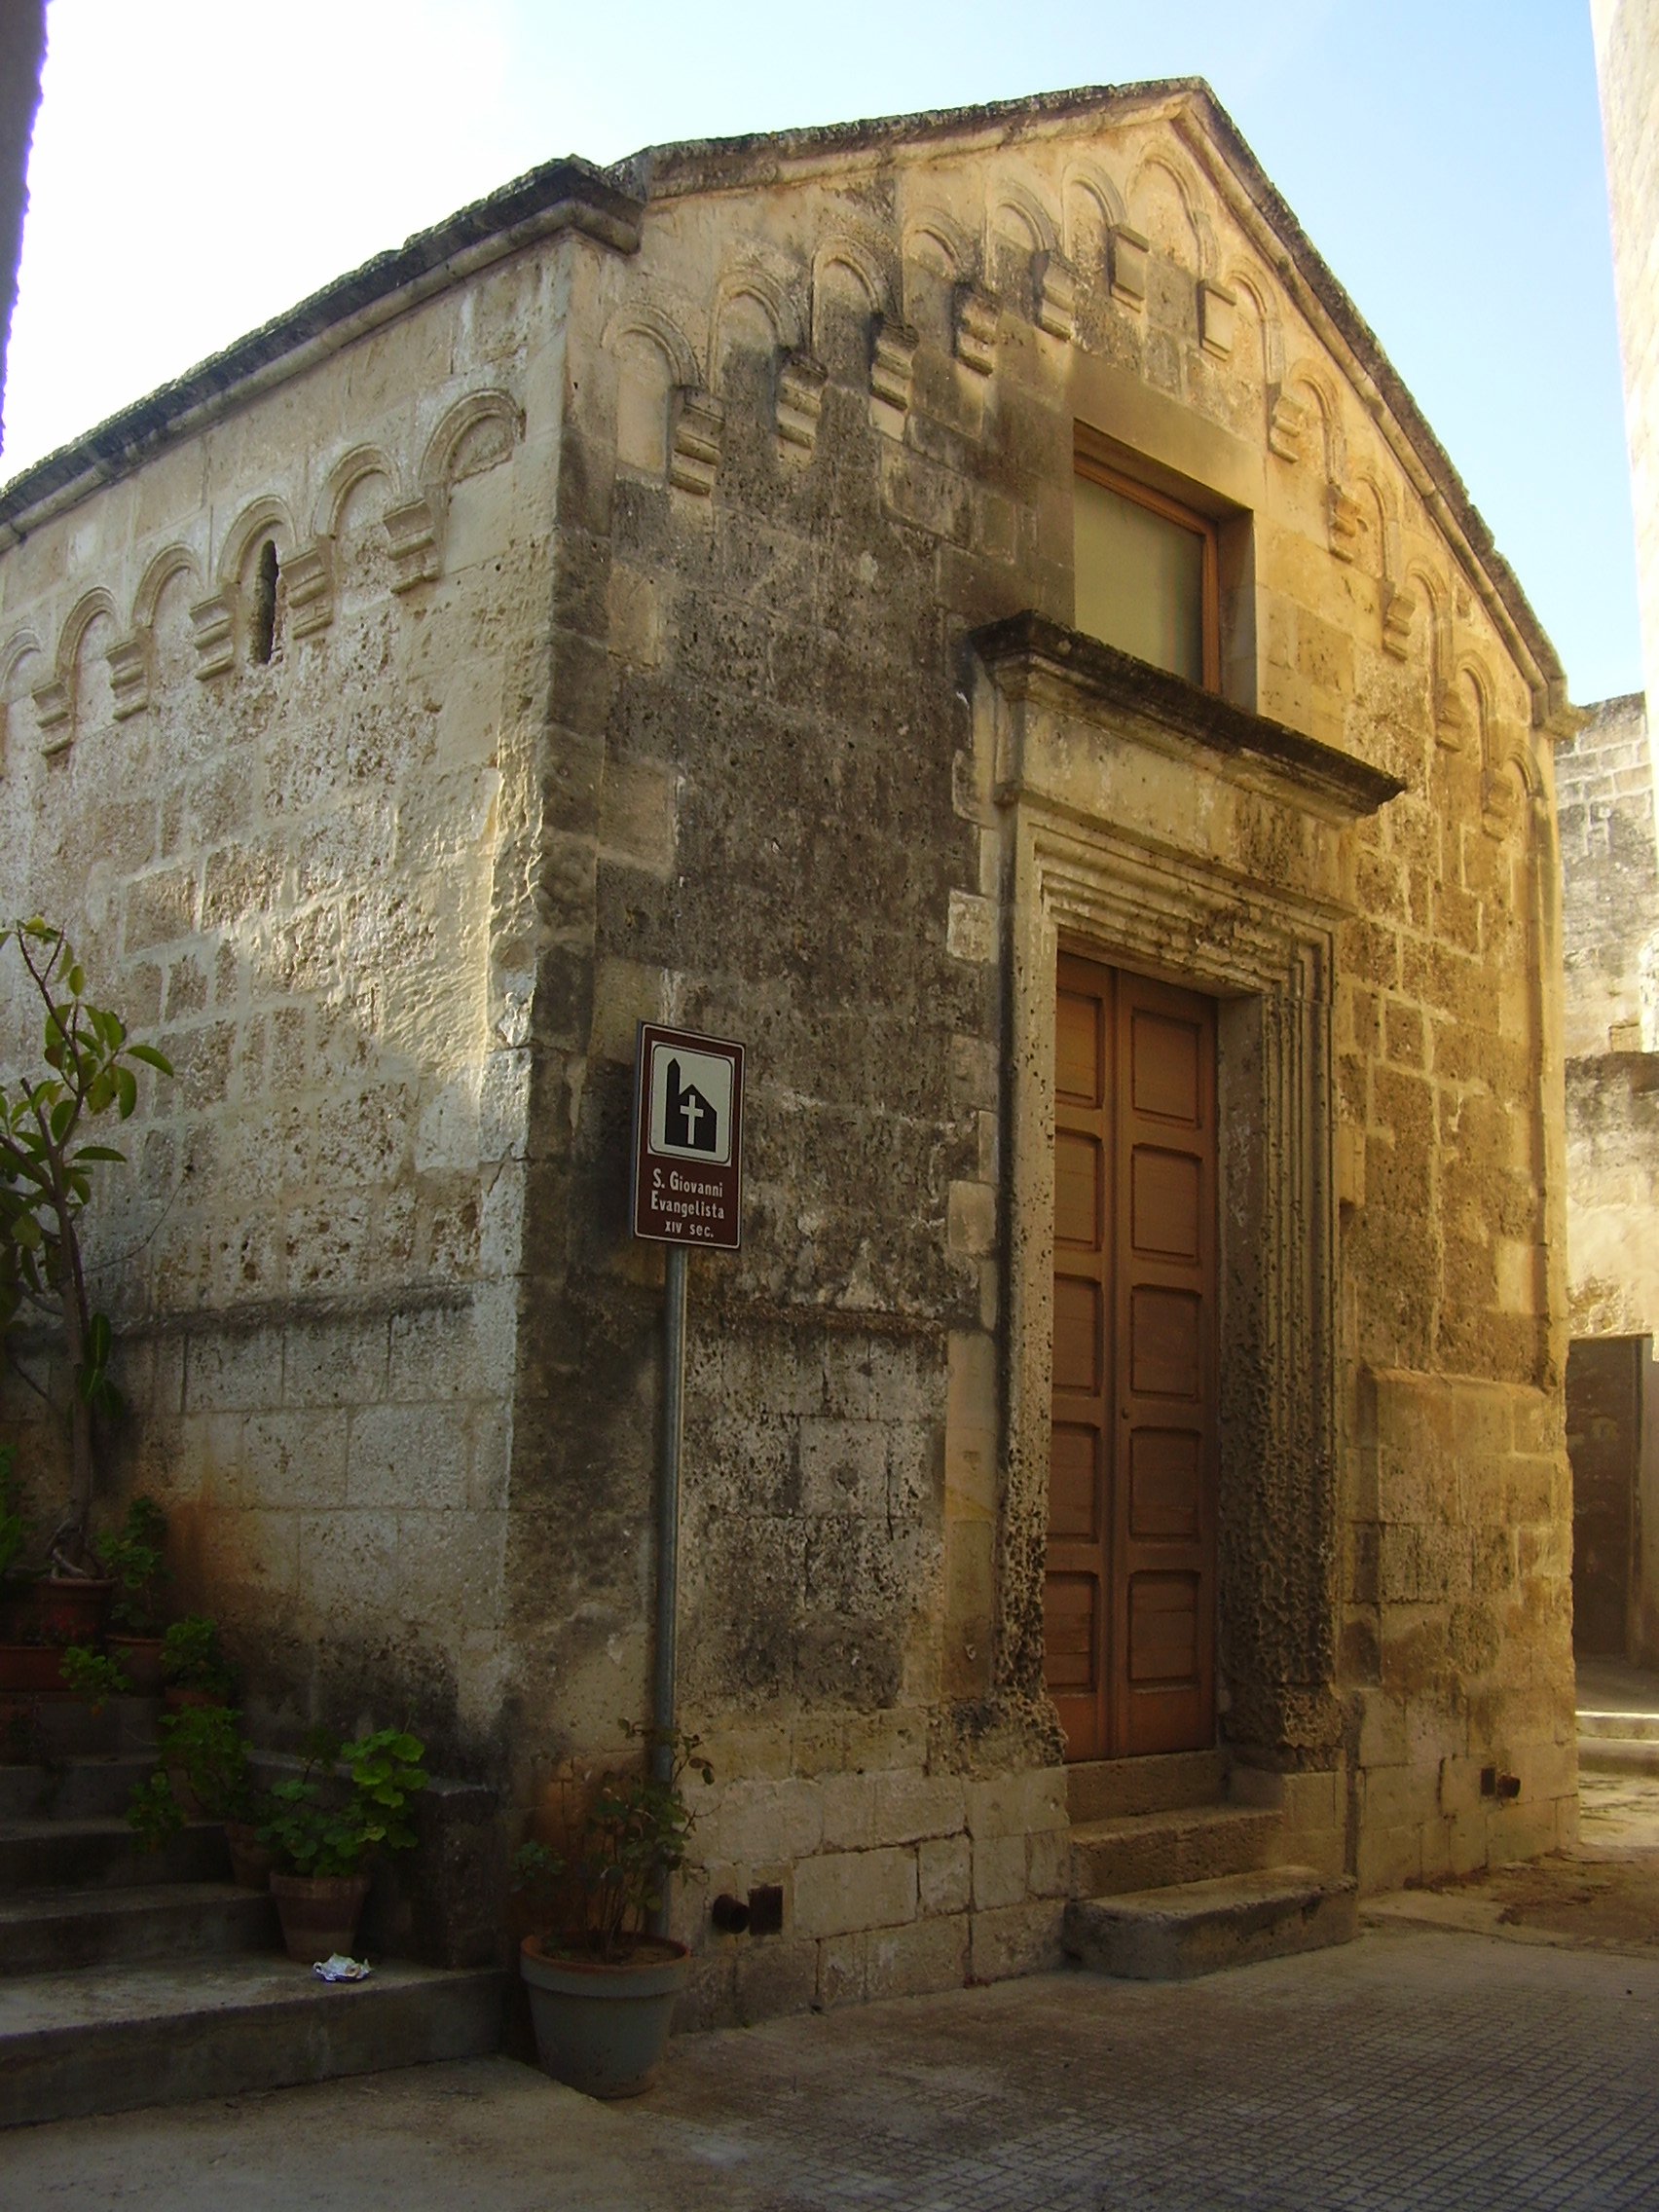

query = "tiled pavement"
[[9, 1917, 1659, 2210]]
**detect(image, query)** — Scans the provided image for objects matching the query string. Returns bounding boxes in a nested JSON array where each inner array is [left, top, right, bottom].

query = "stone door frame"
[[972, 614, 1403, 1769]]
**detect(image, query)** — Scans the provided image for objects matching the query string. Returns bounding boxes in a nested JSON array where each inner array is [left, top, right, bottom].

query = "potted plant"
[[97, 1494, 169, 1692], [160, 1615, 237, 1707], [258, 1727, 427, 1961], [58, 1642, 130, 1714], [0, 919, 173, 1584], [126, 1702, 272, 1886], [514, 1723, 711, 2098]]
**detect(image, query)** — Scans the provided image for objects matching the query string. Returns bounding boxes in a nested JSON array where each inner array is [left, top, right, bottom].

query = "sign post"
[[632, 1024, 744, 1936]]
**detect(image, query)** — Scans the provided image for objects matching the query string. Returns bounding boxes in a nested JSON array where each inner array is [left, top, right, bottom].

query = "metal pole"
[[649, 1242, 687, 1936]]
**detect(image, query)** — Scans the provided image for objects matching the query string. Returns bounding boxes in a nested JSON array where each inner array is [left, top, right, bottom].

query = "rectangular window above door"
[[1073, 428, 1220, 691]]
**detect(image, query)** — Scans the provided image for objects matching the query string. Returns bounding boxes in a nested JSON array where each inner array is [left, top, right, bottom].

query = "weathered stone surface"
[[0, 80, 1575, 2034]]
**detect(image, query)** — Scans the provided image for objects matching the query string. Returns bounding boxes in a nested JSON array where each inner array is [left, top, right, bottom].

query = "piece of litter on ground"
[[312, 1954, 372, 1982]]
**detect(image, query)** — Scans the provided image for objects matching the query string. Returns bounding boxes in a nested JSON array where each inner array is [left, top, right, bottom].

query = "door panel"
[[1045, 955, 1217, 1761]]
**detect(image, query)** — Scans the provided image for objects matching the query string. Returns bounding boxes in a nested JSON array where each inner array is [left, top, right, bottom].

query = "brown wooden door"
[[1045, 955, 1218, 1761]]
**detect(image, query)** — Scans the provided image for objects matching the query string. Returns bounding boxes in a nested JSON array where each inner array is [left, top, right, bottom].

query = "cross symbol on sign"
[[682, 1090, 709, 1143]]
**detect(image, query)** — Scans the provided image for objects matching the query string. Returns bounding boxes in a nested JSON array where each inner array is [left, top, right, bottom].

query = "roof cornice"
[[0, 159, 641, 550]]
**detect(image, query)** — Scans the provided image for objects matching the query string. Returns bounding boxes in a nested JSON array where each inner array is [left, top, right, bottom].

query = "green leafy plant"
[[0, 1443, 27, 1584], [96, 1493, 169, 1633], [161, 1614, 236, 1700], [511, 1723, 711, 1963], [58, 1642, 130, 1714], [126, 1706, 259, 1849], [257, 1727, 428, 1880], [159, 1701, 254, 1822], [127, 1767, 184, 1852], [0, 919, 173, 1561]]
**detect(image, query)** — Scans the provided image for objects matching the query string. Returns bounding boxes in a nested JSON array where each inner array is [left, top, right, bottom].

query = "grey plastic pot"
[[520, 1934, 689, 2098]]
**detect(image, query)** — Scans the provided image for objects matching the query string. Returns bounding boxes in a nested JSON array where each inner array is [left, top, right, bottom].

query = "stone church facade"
[[0, 81, 1576, 2018]]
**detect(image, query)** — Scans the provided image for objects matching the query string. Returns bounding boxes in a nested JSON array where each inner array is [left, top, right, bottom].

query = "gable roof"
[[0, 79, 1565, 720]]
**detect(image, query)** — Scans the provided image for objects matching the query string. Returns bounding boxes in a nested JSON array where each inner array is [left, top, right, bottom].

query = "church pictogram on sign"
[[633, 1023, 744, 1248]]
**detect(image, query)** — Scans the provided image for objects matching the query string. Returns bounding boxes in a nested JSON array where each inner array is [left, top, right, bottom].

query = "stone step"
[[1069, 1803, 1280, 1899], [0, 1881, 278, 1976], [1576, 1734, 1659, 1778], [1065, 1751, 1230, 1825], [1578, 1710, 1659, 1744], [1064, 1865, 1358, 1980], [0, 1817, 230, 1894], [2, 1695, 162, 1761], [0, 1956, 506, 2127], [0, 1755, 156, 1825]]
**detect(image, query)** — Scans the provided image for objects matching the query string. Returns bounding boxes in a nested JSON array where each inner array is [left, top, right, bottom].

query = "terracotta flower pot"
[[269, 1870, 371, 1963], [107, 1635, 166, 1695], [224, 1820, 274, 1890], [520, 1934, 690, 2098], [0, 1644, 69, 1695], [33, 1577, 115, 1643]]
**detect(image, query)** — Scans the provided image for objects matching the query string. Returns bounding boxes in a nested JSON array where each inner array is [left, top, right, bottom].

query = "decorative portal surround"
[[969, 615, 1404, 1769]]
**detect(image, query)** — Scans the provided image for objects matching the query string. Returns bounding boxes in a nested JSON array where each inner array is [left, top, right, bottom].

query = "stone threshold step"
[[1577, 1736, 1659, 1778], [0, 1956, 507, 2127], [1578, 1710, 1659, 1744], [1065, 1750, 1229, 1825], [1069, 1802, 1280, 1899], [0, 1816, 230, 1893], [0, 1881, 277, 1975], [1064, 1866, 1358, 1980], [0, 1755, 157, 1824]]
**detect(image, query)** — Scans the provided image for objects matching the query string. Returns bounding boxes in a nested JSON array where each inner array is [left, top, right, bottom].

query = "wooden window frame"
[[1074, 430, 1221, 693]]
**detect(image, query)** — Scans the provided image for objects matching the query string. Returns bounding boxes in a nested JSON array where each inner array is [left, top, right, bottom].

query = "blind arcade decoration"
[[632, 1023, 745, 1249]]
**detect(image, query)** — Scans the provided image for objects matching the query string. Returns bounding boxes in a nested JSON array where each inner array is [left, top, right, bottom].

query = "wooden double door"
[[1045, 954, 1218, 1762]]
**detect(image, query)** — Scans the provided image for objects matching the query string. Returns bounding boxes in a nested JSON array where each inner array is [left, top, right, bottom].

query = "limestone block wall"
[[0, 263, 563, 1766], [1557, 691, 1659, 1335], [0, 83, 1579, 2015], [521, 85, 1574, 1990], [1595, 0, 1659, 722], [1557, 692, 1656, 1057]]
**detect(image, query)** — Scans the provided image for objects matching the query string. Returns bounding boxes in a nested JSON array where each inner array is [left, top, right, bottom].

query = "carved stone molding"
[[776, 351, 827, 455], [1268, 386, 1306, 463], [106, 633, 149, 719], [383, 497, 442, 590], [1198, 279, 1236, 359], [1034, 253, 1077, 342], [869, 318, 919, 431], [189, 592, 235, 679], [31, 676, 70, 753], [1435, 683, 1471, 752], [1109, 225, 1149, 309], [283, 539, 334, 636], [971, 608, 1384, 1763], [1381, 583, 1417, 662], [1327, 485, 1362, 564], [669, 387, 724, 495], [955, 286, 998, 375]]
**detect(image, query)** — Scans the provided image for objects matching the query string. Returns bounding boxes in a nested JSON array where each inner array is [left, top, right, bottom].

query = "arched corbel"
[[35, 587, 118, 752]]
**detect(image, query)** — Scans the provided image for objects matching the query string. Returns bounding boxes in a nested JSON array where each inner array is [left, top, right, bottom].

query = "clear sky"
[[1, 0, 1641, 703]]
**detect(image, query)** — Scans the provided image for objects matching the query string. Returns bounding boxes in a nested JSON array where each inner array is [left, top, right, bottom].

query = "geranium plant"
[[258, 1727, 428, 1879], [513, 1722, 711, 1963], [97, 1493, 169, 1632], [161, 1614, 237, 1701], [0, 918, 172, 1564]]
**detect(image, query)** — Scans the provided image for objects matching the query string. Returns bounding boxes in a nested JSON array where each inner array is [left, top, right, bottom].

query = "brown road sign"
[[632, 1023, 745, 1250]]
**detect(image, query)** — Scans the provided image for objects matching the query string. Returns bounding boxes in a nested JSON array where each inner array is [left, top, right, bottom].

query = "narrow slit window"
[[1073, 439, 1219, 690], [251, 539, 278, 666]]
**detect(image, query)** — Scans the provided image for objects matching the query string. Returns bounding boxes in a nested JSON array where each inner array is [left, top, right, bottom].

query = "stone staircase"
[[1061, 1748, 1355, 1980], [0, 1699, 506, 2127], [1577, 1706, 1659, 1778]]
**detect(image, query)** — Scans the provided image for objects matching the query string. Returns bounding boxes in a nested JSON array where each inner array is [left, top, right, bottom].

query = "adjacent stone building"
[[0, 79, 1578, 2019]]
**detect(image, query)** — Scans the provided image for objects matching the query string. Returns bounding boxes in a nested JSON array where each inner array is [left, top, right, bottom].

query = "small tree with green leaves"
[[0, 919, 172, 1563]]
